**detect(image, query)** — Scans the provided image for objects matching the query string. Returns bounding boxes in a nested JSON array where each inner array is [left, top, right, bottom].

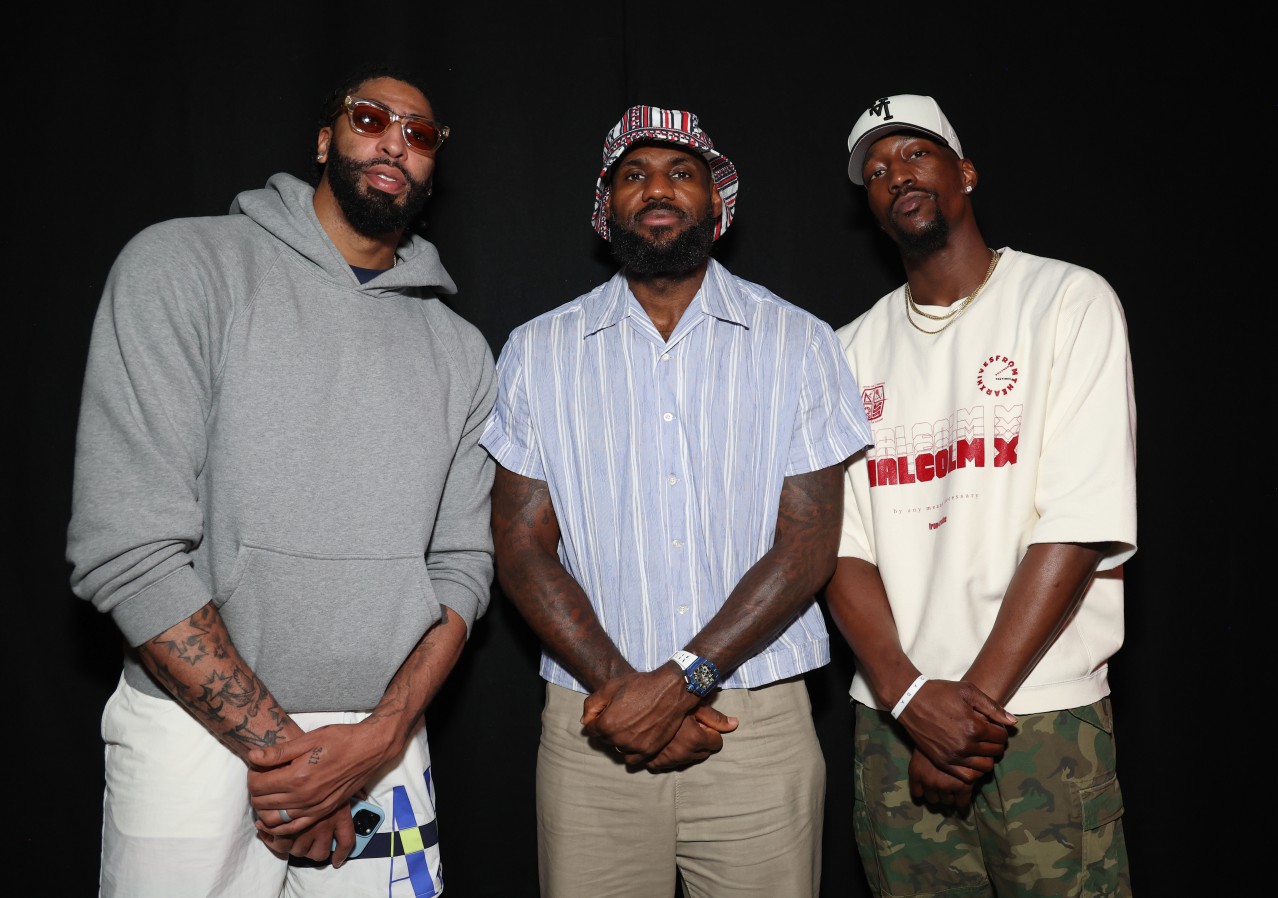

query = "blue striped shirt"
[[481, 260, 872, 691]]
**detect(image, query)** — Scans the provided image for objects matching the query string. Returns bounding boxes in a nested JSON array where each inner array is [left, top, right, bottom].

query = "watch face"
[[687, 660, 718, 696]]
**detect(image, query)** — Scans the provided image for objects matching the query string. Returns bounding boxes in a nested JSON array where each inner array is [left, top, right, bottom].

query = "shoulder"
[[422, 301, 497, 370], [1001, 248, 1120, 305], [710, 262, 838, 335], [834, 288, 898, 348], [114, 213, 276, 282], [506, 279, 611, 341]]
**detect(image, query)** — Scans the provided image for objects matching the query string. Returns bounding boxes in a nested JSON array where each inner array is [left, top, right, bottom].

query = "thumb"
[[692, 705, 739, 733]]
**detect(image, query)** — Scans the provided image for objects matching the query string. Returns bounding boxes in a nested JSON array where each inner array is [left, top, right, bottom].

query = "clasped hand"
[[581, 669, 738, 770], [246, 721, 389, 865], [895, 678, 1017, 811]]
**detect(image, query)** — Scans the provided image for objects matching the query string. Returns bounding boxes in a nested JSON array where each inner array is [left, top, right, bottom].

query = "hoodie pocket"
[[215, 543, 441, 711]]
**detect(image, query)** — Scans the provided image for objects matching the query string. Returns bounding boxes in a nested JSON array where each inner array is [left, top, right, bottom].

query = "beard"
[[885, 190, 951, 259], [326, 147, 432, 237], [609, 201, 717, 279]]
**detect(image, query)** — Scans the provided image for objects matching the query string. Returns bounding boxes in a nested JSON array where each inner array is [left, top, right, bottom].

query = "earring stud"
[[965, 185, 973, 193]]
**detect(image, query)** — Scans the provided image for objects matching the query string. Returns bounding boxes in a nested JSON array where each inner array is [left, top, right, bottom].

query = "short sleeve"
[[479, 328, 547, 481], [786, 321, 874, 477]]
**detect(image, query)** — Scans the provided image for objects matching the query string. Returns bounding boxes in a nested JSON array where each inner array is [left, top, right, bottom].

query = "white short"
[[99, 675, 445, 898]]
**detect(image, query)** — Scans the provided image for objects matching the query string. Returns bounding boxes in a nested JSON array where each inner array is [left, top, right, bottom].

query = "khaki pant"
[[537, 678, 824, 898]]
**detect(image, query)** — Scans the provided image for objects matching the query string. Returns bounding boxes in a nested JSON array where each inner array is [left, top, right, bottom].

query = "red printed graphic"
[[976, 354, 1019, 397], [862, 383, 885, 422]]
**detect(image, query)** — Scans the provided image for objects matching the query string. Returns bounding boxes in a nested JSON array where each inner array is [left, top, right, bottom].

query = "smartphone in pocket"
[[334, 799, 386, 858]]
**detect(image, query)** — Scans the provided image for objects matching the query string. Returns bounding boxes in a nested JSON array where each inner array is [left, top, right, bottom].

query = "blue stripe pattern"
[[482, 260, 871, 690]]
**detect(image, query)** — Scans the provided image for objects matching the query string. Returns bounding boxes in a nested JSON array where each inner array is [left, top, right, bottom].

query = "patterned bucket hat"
[[591, 105, 739, 241]]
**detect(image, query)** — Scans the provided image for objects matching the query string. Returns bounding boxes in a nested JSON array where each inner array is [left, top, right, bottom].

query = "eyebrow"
[[617, 150, 707, 172]]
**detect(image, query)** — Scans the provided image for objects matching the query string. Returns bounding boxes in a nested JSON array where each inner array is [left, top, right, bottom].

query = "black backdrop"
[[17, 5, 1270, 896]]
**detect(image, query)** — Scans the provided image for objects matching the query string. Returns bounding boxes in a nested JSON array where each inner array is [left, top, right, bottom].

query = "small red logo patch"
[[862, 383, 885, 422]]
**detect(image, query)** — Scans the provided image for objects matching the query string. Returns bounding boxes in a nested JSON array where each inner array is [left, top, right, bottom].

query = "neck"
[[626, 260, 709, 341], [901, 233, 994, 308]]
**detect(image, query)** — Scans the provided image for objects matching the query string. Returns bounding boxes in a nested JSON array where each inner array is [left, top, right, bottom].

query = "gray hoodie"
[[68, 173, 496, 711]]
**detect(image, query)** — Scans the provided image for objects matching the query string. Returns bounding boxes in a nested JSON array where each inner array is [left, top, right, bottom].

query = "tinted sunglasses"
[[339, 96, 450, 156]]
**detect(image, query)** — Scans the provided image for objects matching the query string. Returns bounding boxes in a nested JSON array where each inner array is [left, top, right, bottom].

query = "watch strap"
[[670, 650, 699, 671]]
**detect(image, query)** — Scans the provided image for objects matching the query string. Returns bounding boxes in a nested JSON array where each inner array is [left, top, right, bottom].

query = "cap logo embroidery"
[[867, 97, 894, 121]]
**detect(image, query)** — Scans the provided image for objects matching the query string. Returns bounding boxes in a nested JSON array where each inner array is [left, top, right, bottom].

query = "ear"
[[316, 127, 332, 164], [960, 158, 978, 194], [710, 187, 723, 220]]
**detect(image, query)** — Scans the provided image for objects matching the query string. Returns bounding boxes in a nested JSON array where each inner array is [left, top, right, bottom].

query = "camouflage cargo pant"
[[852, 697, 1130, 897]]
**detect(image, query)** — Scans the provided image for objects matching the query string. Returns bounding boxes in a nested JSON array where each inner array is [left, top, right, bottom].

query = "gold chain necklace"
[[904, 248, 1000, 335]]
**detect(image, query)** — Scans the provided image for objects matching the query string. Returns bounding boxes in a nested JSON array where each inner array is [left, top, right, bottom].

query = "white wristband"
[[890, 675, 928, 719]]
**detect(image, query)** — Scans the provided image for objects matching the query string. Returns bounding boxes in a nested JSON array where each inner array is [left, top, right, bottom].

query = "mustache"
[[635, 201, 687, 221]]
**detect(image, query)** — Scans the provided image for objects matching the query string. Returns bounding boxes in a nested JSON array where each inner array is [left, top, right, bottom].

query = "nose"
[[642, 173, 673, 200], [376, 122, 409, 159], [888, 165, 913, 194]]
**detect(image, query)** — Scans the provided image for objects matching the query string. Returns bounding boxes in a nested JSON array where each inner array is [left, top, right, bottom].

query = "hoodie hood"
[[229, 172, 457, 295]]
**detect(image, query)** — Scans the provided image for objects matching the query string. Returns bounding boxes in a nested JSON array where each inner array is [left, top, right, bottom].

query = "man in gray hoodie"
[[67, 63, 495, 898]]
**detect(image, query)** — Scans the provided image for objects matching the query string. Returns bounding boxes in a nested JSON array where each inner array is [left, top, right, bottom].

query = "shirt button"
[[661, 352, 671, 361], [663, 412, 674, 422], [667, 475, 678, 485], [672, 539, 683, 549], [677, 604, 688, 615]]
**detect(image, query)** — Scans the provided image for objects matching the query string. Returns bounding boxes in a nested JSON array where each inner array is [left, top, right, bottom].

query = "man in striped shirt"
[[482, 105, 872, 897]]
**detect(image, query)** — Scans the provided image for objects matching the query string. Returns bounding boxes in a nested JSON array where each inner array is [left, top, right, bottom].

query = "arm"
[[491, 464, 630, 688], [966, 541, 1105, 705], [824, 556, 1015, 786], [904, 541, 1105, 808], [582, 463, 845, 761], [491, 465, 736, 768], [246, 606, 468, 865], [134, 604, 358, 861]]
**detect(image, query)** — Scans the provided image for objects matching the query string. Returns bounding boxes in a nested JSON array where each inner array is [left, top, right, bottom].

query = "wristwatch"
[[670, 650, 720, 697]]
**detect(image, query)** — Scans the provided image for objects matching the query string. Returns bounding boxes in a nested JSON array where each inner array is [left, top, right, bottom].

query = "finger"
[[247, 737, 314, 770], [691, 706, 739, 732], [969, 693, 1018, 725]]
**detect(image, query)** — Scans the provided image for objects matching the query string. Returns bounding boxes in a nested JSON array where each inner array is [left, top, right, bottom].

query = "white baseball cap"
[[846, 94, 963, 185]]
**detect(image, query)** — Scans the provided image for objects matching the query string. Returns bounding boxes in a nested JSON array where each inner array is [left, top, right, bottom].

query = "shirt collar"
[[582, 259, 749, 338]]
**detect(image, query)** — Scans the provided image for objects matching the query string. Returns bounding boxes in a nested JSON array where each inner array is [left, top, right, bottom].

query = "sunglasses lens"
[[402, 121, 440, 153], [349, 102, 392, 135]]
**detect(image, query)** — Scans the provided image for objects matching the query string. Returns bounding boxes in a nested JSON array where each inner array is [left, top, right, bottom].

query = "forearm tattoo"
[[143, 604, 290, 753]]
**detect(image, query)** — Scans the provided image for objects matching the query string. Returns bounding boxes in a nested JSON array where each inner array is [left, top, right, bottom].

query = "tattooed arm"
[[581, 464, 846, 763], [491, 465, 738, 770], [243, 605, 468, 865], [137, 602, 302, 759], [136, 601, 353, 862], [490, 465, 629, 690]]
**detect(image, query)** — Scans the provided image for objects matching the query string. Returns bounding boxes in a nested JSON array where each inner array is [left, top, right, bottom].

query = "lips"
[[892, 188, 934, 217], [634, 203, 686, 227], [363, 162, 408, 195]]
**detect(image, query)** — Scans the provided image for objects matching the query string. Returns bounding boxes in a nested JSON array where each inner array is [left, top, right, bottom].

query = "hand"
[[247, 720, 390, 831], [643, 704, 739, 771], [257, 801, 356, 866], [581, 668, 696, 760], [896, 679, 1014, 782], [908, 749, 976, 812]]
